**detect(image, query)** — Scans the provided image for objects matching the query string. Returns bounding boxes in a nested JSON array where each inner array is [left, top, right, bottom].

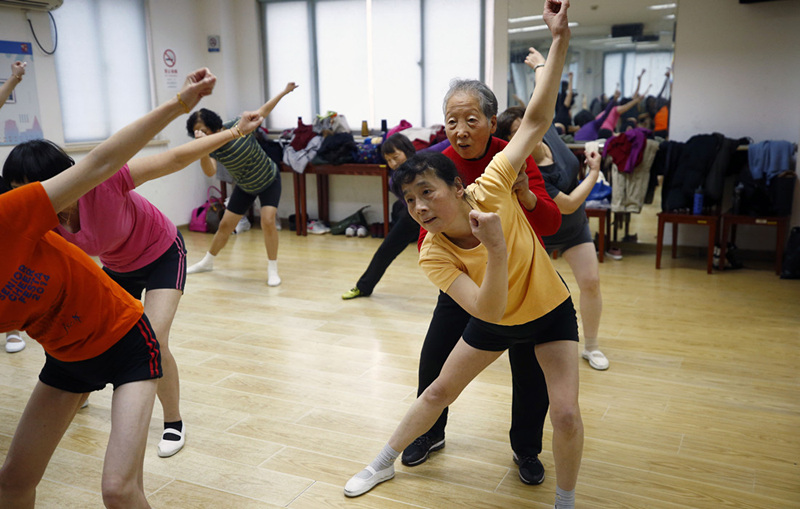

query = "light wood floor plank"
[[1, 226, 797, 508]]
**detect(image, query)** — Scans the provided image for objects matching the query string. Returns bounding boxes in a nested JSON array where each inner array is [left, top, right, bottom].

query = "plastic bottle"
[[693, 186, 704, 215], [380, 119, 388, 138], [732, 183, 744, 215], [361, 120, 369, 137]]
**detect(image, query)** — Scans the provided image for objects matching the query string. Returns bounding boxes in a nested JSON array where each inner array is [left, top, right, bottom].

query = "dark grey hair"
[[442, 79, 498, 119]]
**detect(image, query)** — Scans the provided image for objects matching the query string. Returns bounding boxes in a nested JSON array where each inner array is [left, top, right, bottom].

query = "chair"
[[719, 212, 790, 274], [656, 210, 720, 274], [585, 207, 611, 263]]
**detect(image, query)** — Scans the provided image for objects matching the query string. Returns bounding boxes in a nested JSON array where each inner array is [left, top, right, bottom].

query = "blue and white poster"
[[1, 41, 43, 146]]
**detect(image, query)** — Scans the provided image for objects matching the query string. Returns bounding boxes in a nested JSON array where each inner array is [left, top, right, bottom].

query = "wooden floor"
[[2, 225, 799, 508]]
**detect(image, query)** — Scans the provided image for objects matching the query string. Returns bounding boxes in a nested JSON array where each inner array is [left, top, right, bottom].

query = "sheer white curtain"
[[265, 1, 314, 128], [54, 0, 150, 143], [423, 0, 481, 125]]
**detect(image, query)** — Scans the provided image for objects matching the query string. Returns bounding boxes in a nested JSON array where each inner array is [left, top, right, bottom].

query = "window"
[[53, 0, 151, 143], [260, 0, 482, 130]]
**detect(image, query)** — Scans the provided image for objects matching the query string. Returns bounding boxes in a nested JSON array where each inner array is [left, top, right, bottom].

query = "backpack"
[[189, 186, 225, 233]]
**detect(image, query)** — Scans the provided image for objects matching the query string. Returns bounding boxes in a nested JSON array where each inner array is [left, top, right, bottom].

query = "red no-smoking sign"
[[163, 49, 176, 68]]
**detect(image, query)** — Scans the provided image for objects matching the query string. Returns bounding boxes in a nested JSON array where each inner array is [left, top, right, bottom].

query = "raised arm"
[[563, 71, 574, 108], [0, 62, 26, 108], [552, 150, 600, 214], [41, 69, 216, 212], [615, 94, 643, 116], [634, 69, 645, 98], [257, 82, 299, 119], [504, 0, 571, 171], [129, 111, 263, 187]]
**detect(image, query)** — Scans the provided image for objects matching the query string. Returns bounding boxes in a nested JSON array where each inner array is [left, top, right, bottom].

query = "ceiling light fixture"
[[508, 14, 544, 23], [648, 3, 676, 10], [508, 22, 577, 34]]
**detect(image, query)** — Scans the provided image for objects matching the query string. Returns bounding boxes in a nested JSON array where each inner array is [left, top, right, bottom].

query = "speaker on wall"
[[611, 23, 643, 38]]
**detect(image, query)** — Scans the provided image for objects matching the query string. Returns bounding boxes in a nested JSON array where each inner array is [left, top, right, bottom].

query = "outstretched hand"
[[585, 151, 601, 174], [284, 82, 299, 94], [11, 61, 26, 80], [524, 47, 546, 69], [543, 0, 571, 38], [237, 111, 264, 136], [179, 68, 217, 112], [469, 210, 506, 252]]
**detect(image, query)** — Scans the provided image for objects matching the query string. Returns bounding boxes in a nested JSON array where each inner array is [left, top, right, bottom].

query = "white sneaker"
[[581, 349, 609, 370], [307, 220, 330, 235], [356, 225, 368, 238], [344, 464, 395, 497], [187, 259, 213, 274], [234, 217, 251, 235], [275, 217, 282, 231], [5, 334, 25, 353], [157, 423, 186, 458], [345, 224, 357, 237]]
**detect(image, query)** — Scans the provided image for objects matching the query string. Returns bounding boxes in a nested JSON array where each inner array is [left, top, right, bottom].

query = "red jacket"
[[417, 136, 561, 250]]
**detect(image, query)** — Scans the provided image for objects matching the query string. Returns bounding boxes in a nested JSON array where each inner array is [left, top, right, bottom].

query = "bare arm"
[[615, 94, 643, 116], [553, 150, 600, 214], [41, 69, 217, 212], [504, 0, 571, 171], [257, 82, 299, 119], [445, 210, 509, 323], [0, 62, 25, 108], [563, 71, 574, 108], [129, 111, 264, 187]]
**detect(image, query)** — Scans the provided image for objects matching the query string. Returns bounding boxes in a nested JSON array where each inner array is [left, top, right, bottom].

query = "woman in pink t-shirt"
[[3, 115, 262, 459]]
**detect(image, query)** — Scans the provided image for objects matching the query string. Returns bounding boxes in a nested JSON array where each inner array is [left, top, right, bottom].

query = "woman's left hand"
[[543, 0, 571, 38], [524, 47, 545, 69], [178, 68, 217, 111], [585, 151, 601, 174], [237, 111, 264, 136]]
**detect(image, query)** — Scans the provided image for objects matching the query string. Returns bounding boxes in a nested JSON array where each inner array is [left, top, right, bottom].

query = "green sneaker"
[[342, 287, 364, 300]]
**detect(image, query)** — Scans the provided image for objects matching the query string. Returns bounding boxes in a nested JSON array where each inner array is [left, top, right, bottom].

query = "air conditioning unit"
[[0, 0, 62, 11]]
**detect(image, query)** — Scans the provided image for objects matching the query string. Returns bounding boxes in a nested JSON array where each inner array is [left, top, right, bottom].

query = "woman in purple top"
[[3, 112, 263, 458]]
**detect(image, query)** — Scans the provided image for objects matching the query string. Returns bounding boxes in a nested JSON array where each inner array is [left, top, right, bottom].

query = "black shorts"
[[545, 222, 593, 255], [39, 315, 162, 393], [227, 177, 282, 215], [462, 296, 579, 352], [103, 231, 187, 300]]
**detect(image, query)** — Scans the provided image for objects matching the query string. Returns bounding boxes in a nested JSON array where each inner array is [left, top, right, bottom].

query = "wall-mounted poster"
[[1, 40, 42, 146]]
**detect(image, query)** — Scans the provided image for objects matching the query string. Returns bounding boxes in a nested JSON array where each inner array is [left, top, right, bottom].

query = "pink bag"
[[189, 186, 225, 233]]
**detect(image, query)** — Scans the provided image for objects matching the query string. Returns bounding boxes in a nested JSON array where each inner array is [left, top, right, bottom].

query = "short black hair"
[[496, 106, 526, 141], [391, 152, 462, 198], [380, 133, 416, 159], [186, 108, 224, 137], [2, 139, 74, 186], [0, 175, 11, 196]]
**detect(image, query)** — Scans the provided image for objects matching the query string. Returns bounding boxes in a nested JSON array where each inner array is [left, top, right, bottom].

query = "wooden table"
[[585, 207, 611, 262], [284, 162, 391, 236]]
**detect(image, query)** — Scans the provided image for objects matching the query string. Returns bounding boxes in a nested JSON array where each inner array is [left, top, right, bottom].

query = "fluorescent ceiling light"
[[648, 3, 676, 9], [664, 14, 675, 19], [509, 22, 577, 34], [508, 14, 543, 23]]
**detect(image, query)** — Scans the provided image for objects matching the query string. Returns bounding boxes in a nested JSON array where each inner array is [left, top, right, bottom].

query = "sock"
[[554, 486, 575, 509], [584, 337, 599, 351], [163, 420, 183, 441], [354, 444, 399, 480], [187, 252, 215, 273], [267, 259, 281, 286]]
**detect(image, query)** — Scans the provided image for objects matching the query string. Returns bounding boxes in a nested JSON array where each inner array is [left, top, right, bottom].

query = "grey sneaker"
[[401, 433, 445, 466]]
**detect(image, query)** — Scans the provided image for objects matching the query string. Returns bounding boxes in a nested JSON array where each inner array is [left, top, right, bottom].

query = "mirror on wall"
[[506, 0, 676, 115]]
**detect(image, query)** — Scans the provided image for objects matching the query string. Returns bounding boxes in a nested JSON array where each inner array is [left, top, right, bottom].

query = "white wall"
[[671, 0, 800, 236]]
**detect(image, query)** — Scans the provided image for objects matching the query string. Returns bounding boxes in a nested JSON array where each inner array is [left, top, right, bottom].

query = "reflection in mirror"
[[506, 0, 675, 128]]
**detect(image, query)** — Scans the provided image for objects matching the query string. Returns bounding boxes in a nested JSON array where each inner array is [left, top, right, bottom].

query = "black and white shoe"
[[513, 452, 545, 485], [401, 433, 445, 466]]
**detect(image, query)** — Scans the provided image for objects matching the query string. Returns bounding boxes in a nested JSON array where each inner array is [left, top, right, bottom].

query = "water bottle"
[[693, 186, 704, 215], [361, 120, 369, 137], [380, 119, 388, 138], [732, 183, 744, 215]]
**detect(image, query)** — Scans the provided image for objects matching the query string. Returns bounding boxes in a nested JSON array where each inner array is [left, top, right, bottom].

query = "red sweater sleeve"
[[521, 154, 561, 239]]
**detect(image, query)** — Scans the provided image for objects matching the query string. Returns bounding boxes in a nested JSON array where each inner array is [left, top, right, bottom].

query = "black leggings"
[[417, 291, 550, 457], [356, 202, 419, 295]]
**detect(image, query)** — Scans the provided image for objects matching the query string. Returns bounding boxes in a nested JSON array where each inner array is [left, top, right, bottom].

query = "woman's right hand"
[[11, 61, 26, 80], [469, 210, 506, 253], [178, 68, 217, 111], [585, 151, 601, 174], [524, 47, 546, 69]]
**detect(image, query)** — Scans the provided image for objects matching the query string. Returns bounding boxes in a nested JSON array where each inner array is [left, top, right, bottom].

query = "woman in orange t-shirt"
[[0, 69, 245, 508]]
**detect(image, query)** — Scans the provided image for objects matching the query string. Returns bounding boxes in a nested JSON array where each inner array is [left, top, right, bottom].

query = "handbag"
[[330, 205, 369, 235], [189, 186, 225, 233]]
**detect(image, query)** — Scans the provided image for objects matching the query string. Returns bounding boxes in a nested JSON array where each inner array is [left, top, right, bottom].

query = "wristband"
[[533, 63, 545, 72], [176, 93, 190, 113]]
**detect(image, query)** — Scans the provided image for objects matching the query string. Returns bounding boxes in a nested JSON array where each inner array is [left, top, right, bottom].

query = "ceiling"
[[506, 0, 676, 51]]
